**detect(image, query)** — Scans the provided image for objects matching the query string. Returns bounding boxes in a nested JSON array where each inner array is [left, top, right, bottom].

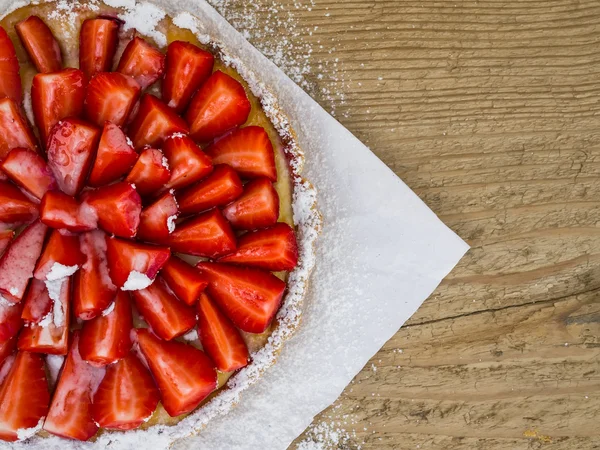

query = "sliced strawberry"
[[223, 177, 279, 230], [197, 262, 285, 333], [39, 190, 97, 232], [73, 230, 116, 320], [46, 118, 100, 196], [162, 134, 213, 191], [162, 41, 214, 113], [137, 191, 179, 243], [21, 278, 51, 323], [117, 37, 165, 90], [132, 277, 196, 340], [0, 336, 15, 366], [0, 301, 23, 342], [0, 220, 47, 303], [197, 292, 248, 372], [168, 209, 236, 258], [92, 352, 159, 430], [177, 164, 242, 215], [31, 68, 86, 147], [84, 72, 141, 128], [106, 236, 170, 290], [186, 71, 251, 142], [88, 122, 137, 187], [82, 182, 141, 238], [204, 126, 277, 181], [218, 223, 298, 271], [0, 180, 38, 225], [1, 148, 56, 200], [79, 291, 132, 366], [0, 230, 13, 256], [0, 26, 22, 103], [79, 18, 120, 79], [0, 351, 49, 441], [15, 16, 62, 73], [125, 148, 170, 196], [128, 94, 188, 150], [0, 98, 38, 159], [135, 328, 217, 416], [43, 331, 105, 441], [161, 256, 207, 306], [33, 229, 83, 281]]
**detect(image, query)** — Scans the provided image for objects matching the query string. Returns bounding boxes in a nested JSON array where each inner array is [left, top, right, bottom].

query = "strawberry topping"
[[40, 190, 97, 232], [0, 180, 38, 225], [1, 147, 56, 200], [178, 164, 243, 215], [0, 98, 38, 159], [79, 18, 120, 80], [84, 72, 141, 127], [0, 26, 22, 103], [88, 122, 137, 187], [125, 147, 171, 196], [161, 256, 208, 306], [33, 229, 83, 280], [137, 190, 179, 243], [117, 37, 165, 90], [15, 16, 62, 73], [162, 133, 213, 191]]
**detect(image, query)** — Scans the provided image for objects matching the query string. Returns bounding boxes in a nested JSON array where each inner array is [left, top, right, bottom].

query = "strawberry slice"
[[46, 118, 100, 196], [218, 223, 298, 271], [177, 164, 243, 215], [1, 148, 56, 200], [117, 37, 165, 90], [21, 278, 51, 323], [137, 191, 179, 243], [0, 180, 38, 225], [131, 277, 196, 340], [0, 26, 22, 103], [40, 190, 97, 232], [186, 71, 251, 142], [125, 148, 170, 196], [223, 177, 279, 230], [106, 236, 170, 290], [0, 301, 23, 342], [135, 328, 217, 416], [0, 351, 49, 442], [92, 352, 159, 430], [197, 292, 249, 372], [0, 230, 13, 256], [88, 122, 137, 187], [73, 230, 116, 320], [0, 220, 47, 303], [204, 126, 277, 181], [162, 41, 214, 113], [0, 98, 38, 159], [43, 331, 105, 441], [0, 336, 15, 366], [15, 16, 62, 73], [84, 72, 141, 128], [168, 209, 236, 258], [31, 68, 86, 147], [82, 182, 141, 238], [79, 18, 120, 80], [128, 94, 188, 150], [79, 291, 132, 366], [161, 256, 207, 306], [197, 262, 285, 333], [162, 134, 213, 191], [33, 229, 83, 281]]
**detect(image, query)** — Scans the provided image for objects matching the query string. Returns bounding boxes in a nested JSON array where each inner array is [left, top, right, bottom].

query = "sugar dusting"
[[16, 417, 44, 442], [101, 301, 115, 316], [45, 354, 65, 386], [121, 270, 153, 291], [45, 263, 78, 281], [45, 278, 66, 327], [166, 214, 177, 233]]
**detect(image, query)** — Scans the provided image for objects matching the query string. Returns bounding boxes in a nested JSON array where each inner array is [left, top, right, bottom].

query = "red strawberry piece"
[[197, 262, 285, 333], [0, 26, 22, 103], [223, 177, 279, 230], [197, 292, 248, 372], [0, 180, 38, 225], [125, 148, 170, 196], [82, 182, 141, 238], [177, 164, 243, 215], [84, 72, 141, 128], [131, 277, 196, 340], [161, 256, 207, 306], [1, 148, 56, 200], [33, 229, 83, 281], [21, 278, 50, 323], [117, 37, 165, 90], [39, 190, 97, 232], [0, 98, 38, 159], [186, 71, 251, 142], [0, 220, 47, 303], [106, 236, 170, 290], [0, 230, 13, 256], [73, 230, 116, 320], [43, 331, 105, 441], [92, 352, 159, 430], [0, 300, 23, 342], [79, 18, 120, 80], [31, 68, 86, 147], [168, 208, 236, 258], [0, 336, 15, 366], [79, 291, 132, 366], [15, 16, 62, 73], [162, 134, 213, 191], [218, 222, 298, 271], [204, 126, 277, 181], [128, 94, 188, 150], [0, 351, 49, 442], [137, 190, 179, 243], [162, 41, 214, 113], [88, 122, 137, 187], [135, 328, 217, 416]]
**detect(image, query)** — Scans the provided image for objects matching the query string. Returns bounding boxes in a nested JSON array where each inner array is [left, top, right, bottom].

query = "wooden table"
[[214, 0, 600, 448]]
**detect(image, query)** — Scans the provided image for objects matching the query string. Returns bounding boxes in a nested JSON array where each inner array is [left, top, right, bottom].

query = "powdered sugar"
[[161, 156, 169, 169], [37, 312, 53, 328], [8, 287, 17, 296], [23, 89, 34, 124], [16, 417, 44, 442], [45, 354, 65, 386], [45, 263, 78, 281], [0, 294, 12, 307], [166, 215, 177, 233], [101, 301, 115, 316], [181, 328, 198, 341], [117, 1, 167, 47], [45, 278, 66, 327], [121, 271, 153, 291]]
